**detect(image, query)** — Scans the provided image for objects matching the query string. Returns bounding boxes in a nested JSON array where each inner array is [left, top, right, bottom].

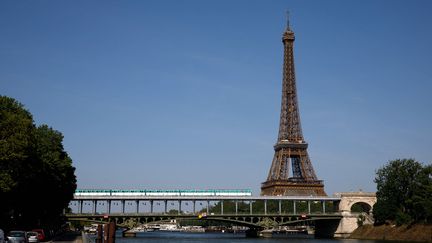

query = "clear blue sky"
[[1, 0, 431, 195]]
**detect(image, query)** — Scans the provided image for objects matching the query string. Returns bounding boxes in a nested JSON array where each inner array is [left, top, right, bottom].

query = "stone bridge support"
[[333, 191, 376, 238]]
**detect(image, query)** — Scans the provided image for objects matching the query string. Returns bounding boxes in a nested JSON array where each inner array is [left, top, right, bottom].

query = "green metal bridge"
[[67, 194, 342, 235]]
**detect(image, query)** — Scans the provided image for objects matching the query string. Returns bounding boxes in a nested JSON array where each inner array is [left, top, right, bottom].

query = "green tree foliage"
[[0, 96, 77, 230], [28, 125, 77, 227], [411, 164, 432, 223], [0, 96, 35, 193], [373, 159, 432, 225]]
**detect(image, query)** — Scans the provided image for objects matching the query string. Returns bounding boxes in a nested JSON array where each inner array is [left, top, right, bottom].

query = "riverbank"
[[350, 224, 432, 242]]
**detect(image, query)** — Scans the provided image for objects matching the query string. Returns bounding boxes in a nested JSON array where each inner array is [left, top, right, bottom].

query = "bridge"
[[69, 195, 339, 215], [66, 191, 376, 237]]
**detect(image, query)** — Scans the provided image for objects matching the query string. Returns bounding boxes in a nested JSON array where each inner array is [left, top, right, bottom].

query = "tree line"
[[373, 158, 432, 225], [0, 96, 77, 231]]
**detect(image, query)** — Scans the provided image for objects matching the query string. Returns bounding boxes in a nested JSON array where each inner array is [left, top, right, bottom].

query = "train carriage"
[[75, 189, 252, 197]]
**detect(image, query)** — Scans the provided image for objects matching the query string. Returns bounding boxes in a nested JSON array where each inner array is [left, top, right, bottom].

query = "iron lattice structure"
[[261, 24, 326, 196]]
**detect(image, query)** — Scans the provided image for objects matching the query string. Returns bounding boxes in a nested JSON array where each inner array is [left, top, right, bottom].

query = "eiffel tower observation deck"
[[261, 19, 327, 196]]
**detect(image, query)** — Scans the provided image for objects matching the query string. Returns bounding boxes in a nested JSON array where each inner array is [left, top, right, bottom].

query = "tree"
[[411, 164, 432, 223], [28, 125, 77, 228], [0, 96, 76, 230], [0, 96, 36, 228], [0, 96, 35, 191], [373, 159, 432, 225]]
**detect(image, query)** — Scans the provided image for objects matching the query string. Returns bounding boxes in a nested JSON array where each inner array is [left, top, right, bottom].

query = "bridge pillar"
[[293, 201, 296, 214], [250, 201, 253, 215], [322, 201, 326, 214], [92, 200, 97, 214], [235, 200, 238, 215], [193, 201, 196, 214], [164, 200, 167, 213], [136, 200, 139, 214], [334, 211, 360, 238], [264, 200, 267, 215], [308, 201, 311, 214], [333, 191, 377, 238], [107, 200, 111, 214], [206, 200, 209, 214], [150, 200, 153, 214], [278, 200, 282, 215], [221, 200, 224, 215], [78, 200, 83, 214], [121, 200, 125, 214], [178, 200, 181, 215]]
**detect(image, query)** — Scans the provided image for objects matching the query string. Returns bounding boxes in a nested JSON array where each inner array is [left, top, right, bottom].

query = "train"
[[74, 189, 252, 197]]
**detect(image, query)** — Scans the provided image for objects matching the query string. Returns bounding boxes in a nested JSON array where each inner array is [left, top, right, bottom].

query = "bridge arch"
[[335, 191, 376, 213], [140, 216, 262, 229], [350, 202, 372, 214]]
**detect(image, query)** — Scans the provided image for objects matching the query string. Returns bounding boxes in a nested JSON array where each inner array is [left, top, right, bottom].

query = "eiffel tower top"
[[283, 11, 295, 42], [276, 14, 304, 145]]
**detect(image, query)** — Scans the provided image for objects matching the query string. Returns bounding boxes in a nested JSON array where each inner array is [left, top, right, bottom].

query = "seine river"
[[114, 232, 396, 243]]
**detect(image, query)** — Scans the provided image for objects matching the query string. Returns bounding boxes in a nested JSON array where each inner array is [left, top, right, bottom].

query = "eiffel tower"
[[261, 19, 327, 196]]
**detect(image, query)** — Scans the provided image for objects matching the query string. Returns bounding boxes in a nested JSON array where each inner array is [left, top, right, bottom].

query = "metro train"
[[74, 189, 252, 197]]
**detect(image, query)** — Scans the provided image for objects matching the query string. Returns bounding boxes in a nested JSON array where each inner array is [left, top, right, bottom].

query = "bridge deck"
[[69, 196, 340, 216], [73, 195, 340, 200]]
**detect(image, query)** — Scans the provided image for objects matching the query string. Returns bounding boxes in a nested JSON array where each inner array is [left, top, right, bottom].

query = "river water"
[[114, 231, 396, 243]]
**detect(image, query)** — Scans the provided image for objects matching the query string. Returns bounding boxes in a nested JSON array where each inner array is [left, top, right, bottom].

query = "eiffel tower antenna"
[[286, 10, 291, 30]]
